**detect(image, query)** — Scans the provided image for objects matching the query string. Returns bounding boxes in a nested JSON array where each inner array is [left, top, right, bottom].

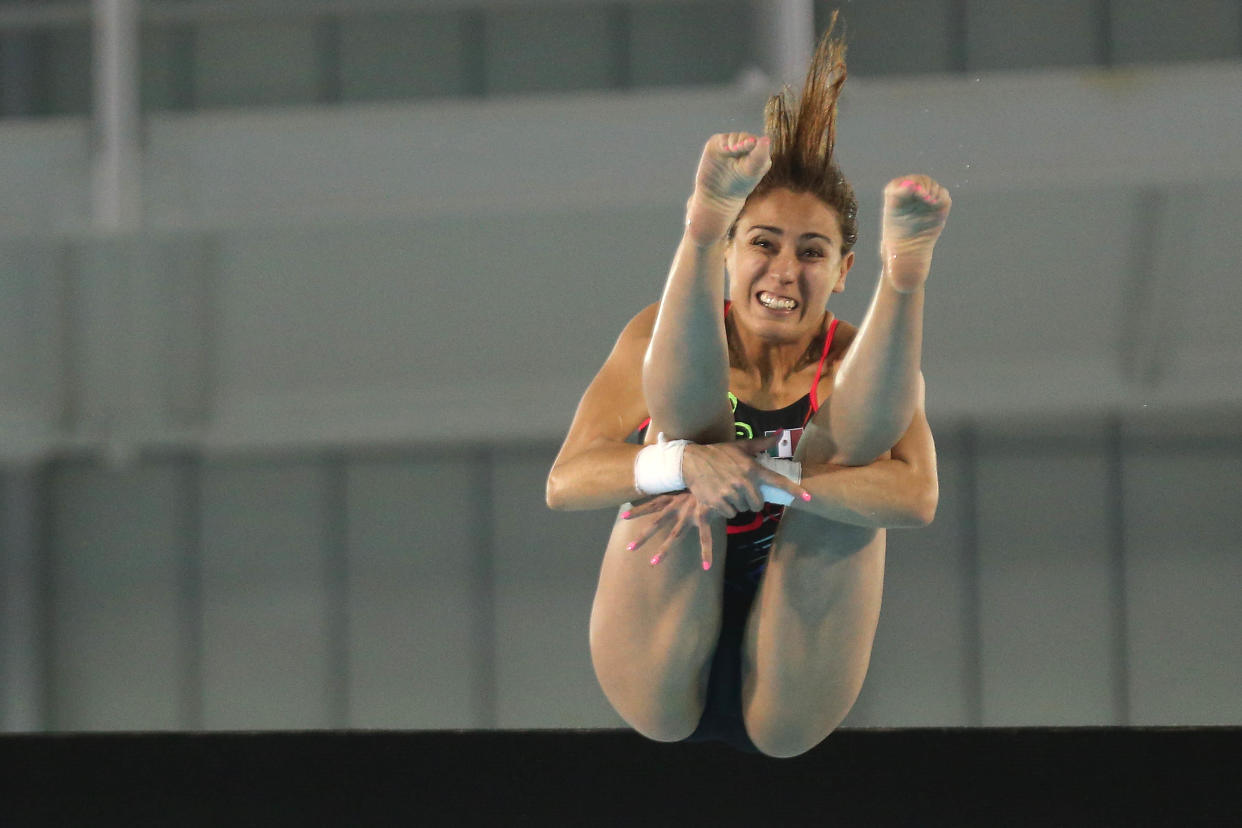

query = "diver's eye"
[[750, 237, 773, 249], [801, 248, 825, 258]]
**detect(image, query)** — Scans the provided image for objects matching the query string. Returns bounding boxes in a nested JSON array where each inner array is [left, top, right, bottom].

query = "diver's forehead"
[[741, 190, 840, 236]]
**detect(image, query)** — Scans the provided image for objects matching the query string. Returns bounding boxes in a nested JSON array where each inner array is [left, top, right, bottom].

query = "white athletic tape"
[[633, 432, 690, 495], [754, 454, 802, 505]]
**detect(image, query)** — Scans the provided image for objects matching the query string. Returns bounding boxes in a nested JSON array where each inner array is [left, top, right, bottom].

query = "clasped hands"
[[623, 432, 809, 571]]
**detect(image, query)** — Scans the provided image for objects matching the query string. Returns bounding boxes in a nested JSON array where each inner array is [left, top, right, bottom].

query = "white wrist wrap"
[[634, 433, 690, 495], [754, 454, 802, 505]]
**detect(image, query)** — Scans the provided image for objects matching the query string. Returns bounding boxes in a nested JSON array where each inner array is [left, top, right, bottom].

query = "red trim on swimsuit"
[[725, 513, 765, 534], [806, 316, 839, 423]]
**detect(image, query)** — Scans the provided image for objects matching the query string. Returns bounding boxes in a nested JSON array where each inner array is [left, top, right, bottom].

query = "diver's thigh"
[[589, 509, 728, 741]]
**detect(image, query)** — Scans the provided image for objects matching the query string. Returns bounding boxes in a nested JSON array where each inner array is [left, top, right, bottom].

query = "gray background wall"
[[1, 0, 1240, 733]]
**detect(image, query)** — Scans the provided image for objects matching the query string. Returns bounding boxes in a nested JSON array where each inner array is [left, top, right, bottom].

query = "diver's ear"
[[832, 250, 854, 293]]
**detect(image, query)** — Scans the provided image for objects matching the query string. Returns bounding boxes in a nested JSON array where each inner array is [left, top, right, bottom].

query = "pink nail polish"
[[703, 560, 711, 571], [626, 542, 636, 551], [801, 492, 812, 501], [650, 555, 660, 566], [621, 510, 631, 519]]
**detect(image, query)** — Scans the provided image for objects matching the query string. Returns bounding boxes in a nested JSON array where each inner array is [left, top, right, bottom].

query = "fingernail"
[[626, 542, 636, 551], [650, 555, 661, 566], [621, 510, 631, 519], [702, 560, 711, 571], [801, 492, 812, 501]]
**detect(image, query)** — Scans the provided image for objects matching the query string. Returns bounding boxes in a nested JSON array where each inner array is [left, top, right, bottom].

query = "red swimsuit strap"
[[806, 317, 839, 419]]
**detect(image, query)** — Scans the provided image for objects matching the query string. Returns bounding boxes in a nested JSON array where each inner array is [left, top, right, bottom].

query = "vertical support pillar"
[[1, 30, 35, 118], [0, 465, 45, 732], [959, 422, 983, 725], [472, 448, 497, 728], [753, 0, 815, 88], [1106, 417, 1132, 724], [91, 0, 141, 233]]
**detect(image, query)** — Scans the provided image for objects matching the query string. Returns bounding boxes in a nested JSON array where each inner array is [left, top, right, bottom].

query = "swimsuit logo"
[[729, 392, 754, 439], [766, 427, 802, 458]]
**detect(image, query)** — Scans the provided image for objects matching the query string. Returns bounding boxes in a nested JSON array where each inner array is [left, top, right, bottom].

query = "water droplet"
[[973, 77, 981, 82]]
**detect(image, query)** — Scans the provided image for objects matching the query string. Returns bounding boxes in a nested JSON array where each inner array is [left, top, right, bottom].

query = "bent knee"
[[593, 664, 703, 743], [747, 717, 843, 759], [628, 708, 702, 743], [745, 694, 857, 759], [590, 643, 708, 744]]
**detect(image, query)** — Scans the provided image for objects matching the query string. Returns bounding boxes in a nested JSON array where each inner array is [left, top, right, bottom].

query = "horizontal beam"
[[3, 728, 1240, 823], [3, 62, 1239, 241], [0, 0, 677, 30], [143, 62, 1242, 231]]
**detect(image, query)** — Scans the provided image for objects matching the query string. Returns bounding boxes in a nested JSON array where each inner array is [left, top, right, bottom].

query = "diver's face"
[[727, 188, 853, 341]]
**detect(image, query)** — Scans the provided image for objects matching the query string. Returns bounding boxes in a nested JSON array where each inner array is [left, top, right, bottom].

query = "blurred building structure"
[[0, 0, 1239, 734]]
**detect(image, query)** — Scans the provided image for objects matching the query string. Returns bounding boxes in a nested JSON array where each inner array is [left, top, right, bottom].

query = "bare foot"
[[684, 132, 772, 246], [880, 175, 951, 292]]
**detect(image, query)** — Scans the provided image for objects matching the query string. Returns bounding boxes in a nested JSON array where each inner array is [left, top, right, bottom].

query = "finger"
[[697, 508, 714, 572], [651, 536, 674, 567], [621, 495, 673, 520], [735, 478, 765, 513], [625, 509, 671, 552], [712, 493, 741, 519], [650, 511, 690, 566], [758, 468, 812, 504]]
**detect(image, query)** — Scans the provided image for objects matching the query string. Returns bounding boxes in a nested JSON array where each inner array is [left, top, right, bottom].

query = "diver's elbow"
[[545, 469, 565, 510], [914, 486, 939, 527]]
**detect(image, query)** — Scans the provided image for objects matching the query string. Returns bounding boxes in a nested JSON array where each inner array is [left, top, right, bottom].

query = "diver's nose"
[[772, 256, 798, 284]]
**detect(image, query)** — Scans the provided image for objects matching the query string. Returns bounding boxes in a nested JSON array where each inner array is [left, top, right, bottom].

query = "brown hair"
[[732, 12, 858, 253]]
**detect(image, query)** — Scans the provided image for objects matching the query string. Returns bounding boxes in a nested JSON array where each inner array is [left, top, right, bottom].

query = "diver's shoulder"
[[830, 316, 859, 359], [605, 302, 658, 364], [621, 302, 660, 340]]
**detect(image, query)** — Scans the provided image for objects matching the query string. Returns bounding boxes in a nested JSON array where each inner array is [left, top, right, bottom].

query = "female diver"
[[547, 18, 950, 757]]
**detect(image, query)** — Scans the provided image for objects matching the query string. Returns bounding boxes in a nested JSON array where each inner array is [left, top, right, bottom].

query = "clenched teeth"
[[758, 291, 798, 310]]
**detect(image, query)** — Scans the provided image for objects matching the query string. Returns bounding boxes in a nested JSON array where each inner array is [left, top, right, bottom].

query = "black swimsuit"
[[637, 309, 839, 753]]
